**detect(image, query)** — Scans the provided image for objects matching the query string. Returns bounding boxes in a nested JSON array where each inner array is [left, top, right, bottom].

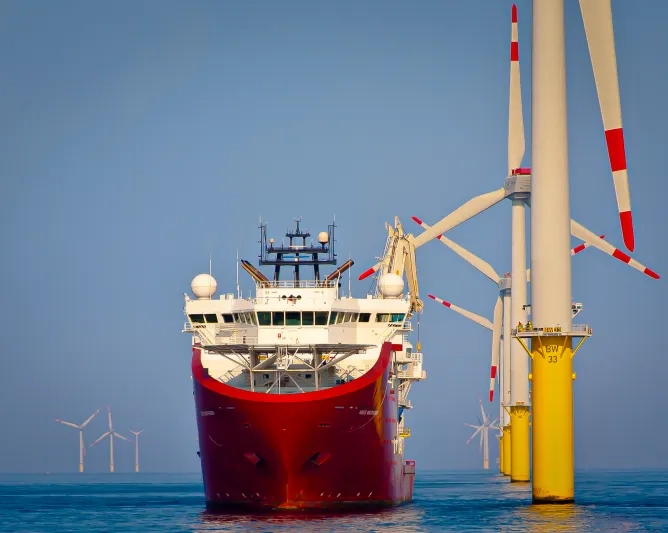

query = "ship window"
[[302, 311, 314, 326], [358, 313, 371, 323], [351, 313, 359, 322], [247, 312, 257, 325], [204, 314, 218, 323], [335, 312, 345, 324], [305, 373, 312, 379], [222, 314, 234, 323], [189, 314, 205, 324], [329, 311, 338, 324], [286, 311, 300, 326], [375, 313, 405, 323], [233, 313, 241, 322], [263, 373, 270, 379], [272, 311, 285, 326], [315, 311, 328, 325], [343, 312, 352, 322], [257, 312, 271, 326]]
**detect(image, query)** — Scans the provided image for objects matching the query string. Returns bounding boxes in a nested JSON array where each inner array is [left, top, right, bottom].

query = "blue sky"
[[1, 0, 666, 473]]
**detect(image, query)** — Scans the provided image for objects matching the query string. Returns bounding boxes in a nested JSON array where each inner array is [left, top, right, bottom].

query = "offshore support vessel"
[[183, 217, 426, 510]]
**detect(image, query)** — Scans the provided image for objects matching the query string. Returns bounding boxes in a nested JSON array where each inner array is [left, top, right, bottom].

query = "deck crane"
[[372, 216, 423, 315]]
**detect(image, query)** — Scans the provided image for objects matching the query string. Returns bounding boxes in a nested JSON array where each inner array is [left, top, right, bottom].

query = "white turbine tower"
[[55, 409, 100, 473], [90, 406, 130, 473], [465, 399, 498, 470], [129, 430, 144, 473]]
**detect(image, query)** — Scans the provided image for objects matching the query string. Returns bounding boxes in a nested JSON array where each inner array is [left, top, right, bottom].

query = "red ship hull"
[[192, 341, 416, 510]]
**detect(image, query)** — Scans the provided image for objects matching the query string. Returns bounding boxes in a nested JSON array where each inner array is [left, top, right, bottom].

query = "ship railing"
[[256, 279, 338, 289], [512, 324, 593, 337]]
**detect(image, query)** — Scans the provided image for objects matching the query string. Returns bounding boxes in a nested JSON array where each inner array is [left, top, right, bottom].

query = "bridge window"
[[315, 311, 328, 325], [376, 313, 406, 323], [286, 311, 300, 326], [329, 311, 338, 324], [204, 314, 218, 323], [302, 311, 314, 326], [359, 313, 371, 322], [335, 312, 345, 324], [351, 312, 359, 322], [222, 314, 234, 323], [189, 314, 205, 324], [233, 313, 241, 322], [272, 311, 285, 326], [247, 312, 257, 325], [257, 312, 271, 326]]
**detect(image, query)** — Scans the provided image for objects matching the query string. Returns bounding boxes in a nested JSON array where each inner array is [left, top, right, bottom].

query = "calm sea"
[[0, 470, 666, 532]]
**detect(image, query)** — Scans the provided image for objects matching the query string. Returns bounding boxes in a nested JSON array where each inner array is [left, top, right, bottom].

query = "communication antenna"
[[348, 251, 352, 297], [236, 249, 240, 298]]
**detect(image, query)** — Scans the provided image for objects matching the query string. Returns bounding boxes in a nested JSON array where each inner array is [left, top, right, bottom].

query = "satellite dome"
[[191, 273, 217, 299], [378, 273, 404, 298], [317, 231, 329, 244]]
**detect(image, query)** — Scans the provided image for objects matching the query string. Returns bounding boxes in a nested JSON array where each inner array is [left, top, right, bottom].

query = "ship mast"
[[259, 218, 338, 284]]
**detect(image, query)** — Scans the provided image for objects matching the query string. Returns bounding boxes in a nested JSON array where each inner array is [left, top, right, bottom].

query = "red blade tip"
[[644, 268, 660, 280], [358, 267, 376, 281], [411, 216, 423, 225], [489, 391, 494, 403], [620, 211, 635, 252], [511, 4, 517, 23], [427, 294, 436, 300]]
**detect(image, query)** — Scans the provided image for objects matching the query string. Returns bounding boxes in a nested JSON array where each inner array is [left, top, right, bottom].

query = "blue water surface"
[[0, 470, 666, 532]]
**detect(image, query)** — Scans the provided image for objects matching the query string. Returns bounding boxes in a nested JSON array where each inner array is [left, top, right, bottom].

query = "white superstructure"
[[183, 218, 425, 437]]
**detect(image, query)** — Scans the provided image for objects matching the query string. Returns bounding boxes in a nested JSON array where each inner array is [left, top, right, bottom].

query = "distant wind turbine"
[[55, 409, 100, 473], [129, 430, 144, 472], [465, 399, 499, 470], [90, 406, 130, 472]]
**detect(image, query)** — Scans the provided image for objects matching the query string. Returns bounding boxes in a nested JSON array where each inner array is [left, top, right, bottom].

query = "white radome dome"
[[317, 231, 329, 244], [191, 273, 217, 299], [378, 273, 404, 298]]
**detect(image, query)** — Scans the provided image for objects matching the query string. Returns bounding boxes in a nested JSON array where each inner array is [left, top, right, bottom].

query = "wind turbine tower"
[[465, 399, 499, 470], [90, 406, 130, 473], [55, 409, 100, 473], [129, 430, 144, 473], [515, 0, 656, 502]]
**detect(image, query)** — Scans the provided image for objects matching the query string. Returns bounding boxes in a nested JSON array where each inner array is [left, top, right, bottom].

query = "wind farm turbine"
[[54, 409, 100, 473], [466, 399, 498, 470], [129, 430, 144, 473], [410, 3, 658, 484], [90, 406, 130, 473]]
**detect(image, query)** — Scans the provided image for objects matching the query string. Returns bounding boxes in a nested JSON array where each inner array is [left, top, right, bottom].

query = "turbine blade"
[[90, 431, 110, 447], [579, 0, 634, 252], [412, 217, 500, 283], [55, 419, 79, 430], [508, 4, 525, 172], [113, 432, 130, 442], [479, 398, 486, 424], [80, 409, 100, 429], [466, 425, 483, 444], [490, 294, 503, 403], [570, 219, 659, 279], [427, 294, 493, 331], [411, 188, 506, 249], [358, 262, 381, 281]]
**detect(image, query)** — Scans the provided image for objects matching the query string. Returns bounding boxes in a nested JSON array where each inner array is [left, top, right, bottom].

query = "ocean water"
[[1, 470, 666, 532]]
